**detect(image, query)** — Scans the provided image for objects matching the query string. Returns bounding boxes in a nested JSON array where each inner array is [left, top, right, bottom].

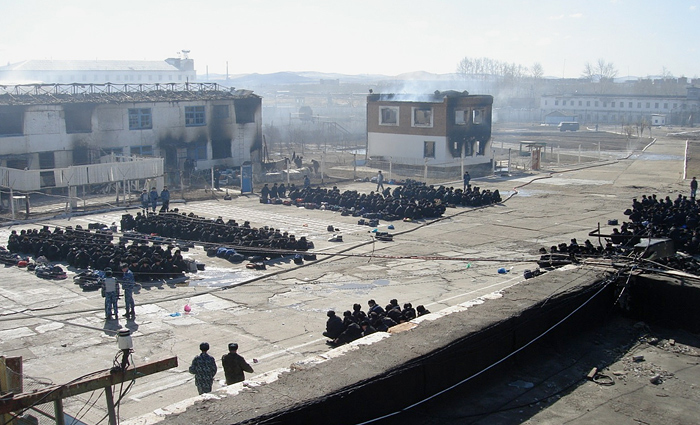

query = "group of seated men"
[[121, 211, 310, 258], [323, 299, 431, 346], [266, 180, 501, 221], [6, 225, 189, 281]]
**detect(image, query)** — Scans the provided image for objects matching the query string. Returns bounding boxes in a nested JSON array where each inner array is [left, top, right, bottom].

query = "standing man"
[[120, 263, 136, 319], [160, 186, 170, 212], [139, 189, 150, 214], [213, 168, 221, 190], [102, 268, 119, 320], [221, 343, 254, 385], [303, 175, 311, 189], [691, 177, 698, 201], [463, 171, 471, 191], [149, 187, 159, 213], [189, 342, 218, 395], [376, 170, 385, 192]]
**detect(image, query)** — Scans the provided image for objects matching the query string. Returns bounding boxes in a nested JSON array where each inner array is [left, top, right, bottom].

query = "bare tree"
[[531, 62, 544, 79], [581, 59, 618, 81]]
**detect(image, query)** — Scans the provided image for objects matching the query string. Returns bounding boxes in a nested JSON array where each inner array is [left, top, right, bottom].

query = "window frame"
[[411, 107, 433, 128], [379, 106, 399, 126], [185, 105, 206, 127], [128, 108, 152, 130]]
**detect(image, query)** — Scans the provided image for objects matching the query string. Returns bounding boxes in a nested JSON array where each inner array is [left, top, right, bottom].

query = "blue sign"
[[240, 164, 253, 194]]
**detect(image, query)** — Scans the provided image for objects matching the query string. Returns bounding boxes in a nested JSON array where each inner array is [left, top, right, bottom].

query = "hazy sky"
[[0, 0, 698, 78]]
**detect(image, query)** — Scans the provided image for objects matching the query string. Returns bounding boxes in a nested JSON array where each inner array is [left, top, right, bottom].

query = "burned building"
[[366, 91, 493, 167], [0, 83, 262, 187]]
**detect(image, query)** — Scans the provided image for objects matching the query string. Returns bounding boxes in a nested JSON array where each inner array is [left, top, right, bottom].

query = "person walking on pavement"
[[376, 170, 385, 192], [120, 263, 136, 319], [149, 187, 159, 213], [189, 342, 217, 394], [221, 343, 254, 385], [102, 268, 119, 320]]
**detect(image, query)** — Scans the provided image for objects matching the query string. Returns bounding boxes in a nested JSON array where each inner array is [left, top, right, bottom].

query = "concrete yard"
[[1, 128, 698, 424]]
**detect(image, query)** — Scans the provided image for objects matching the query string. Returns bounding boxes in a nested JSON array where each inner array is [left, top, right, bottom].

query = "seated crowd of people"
[[539, 193, 700, 269], [260, 180, 502, 221], [323, 299, 431, 346], [6, 225, 188, 281], [121, 210, 311, 258]]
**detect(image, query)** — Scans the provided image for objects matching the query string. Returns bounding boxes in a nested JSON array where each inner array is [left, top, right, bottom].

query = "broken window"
[[473, 109, 485, 125], [412, 107, 432, 127], [64, 105, 93, 133], [40, 171, 56, 188], [129, 108, 152, 130], [0, 106, 24, 136], [424, 141, 435, 158], [234, 99, 257, 124], [187, 141, 207, 160], [212, 139, 232, 159], [455, 110, 467, 125], [185, 106, 206, 126], [214, 104, 230, 119], [39, 151, 55, 169], [379, 107, 399, 125], [130, 145, 153, 156]]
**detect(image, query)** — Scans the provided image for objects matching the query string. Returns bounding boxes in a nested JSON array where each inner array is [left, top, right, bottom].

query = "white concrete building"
[[0, 57, 196, 85], [0, 83, 262, 188], [540, 86, 700, 126]]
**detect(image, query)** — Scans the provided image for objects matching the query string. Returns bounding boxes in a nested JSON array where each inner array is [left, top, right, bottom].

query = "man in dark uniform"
[[323, 310, 344, 340], [221, 343, 254, 385]]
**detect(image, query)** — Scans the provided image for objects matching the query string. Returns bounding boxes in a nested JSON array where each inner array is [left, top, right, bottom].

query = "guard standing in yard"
[[120, 263, 136, 319], [222, 343, 254, 385], [149, 187, 159, 213], [102, 268, 119, 320], [376, 170, 385, 192], [189, 342, 218, 394], [463, 171, 471, 191], [160, 186, 170, 212], [691, 177, 697, 200]]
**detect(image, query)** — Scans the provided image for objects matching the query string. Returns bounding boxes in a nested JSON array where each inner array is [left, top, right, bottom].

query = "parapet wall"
[[154, 266, 616, 425]]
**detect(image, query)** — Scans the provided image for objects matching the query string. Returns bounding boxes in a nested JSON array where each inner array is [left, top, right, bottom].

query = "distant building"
[[0, 83, 262, 188], [540, 87, 699, 126], [0, 57, 196, 84], [544, 110, 578, 126], [366, 91, 493, 167]]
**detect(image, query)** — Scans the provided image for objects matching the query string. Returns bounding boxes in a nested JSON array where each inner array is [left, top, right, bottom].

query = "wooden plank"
[[0, 357, 177, 415]]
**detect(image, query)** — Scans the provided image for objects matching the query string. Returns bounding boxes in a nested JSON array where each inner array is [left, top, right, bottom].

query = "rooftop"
[[0, 59, 180, 72]]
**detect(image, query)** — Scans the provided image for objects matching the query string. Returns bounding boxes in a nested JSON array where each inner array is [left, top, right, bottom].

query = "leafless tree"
[[531, 62, 544, 79], [581, 59, 618, 81]]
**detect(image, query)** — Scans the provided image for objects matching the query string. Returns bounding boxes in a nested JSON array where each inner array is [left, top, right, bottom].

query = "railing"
[[0, 82, 228, 96]]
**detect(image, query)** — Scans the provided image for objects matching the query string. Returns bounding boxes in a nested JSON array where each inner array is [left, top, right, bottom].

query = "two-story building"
[[366, 91, 493, 168], [0, 83, 262, 187]]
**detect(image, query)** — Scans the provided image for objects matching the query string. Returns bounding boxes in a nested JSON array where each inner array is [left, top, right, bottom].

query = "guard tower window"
[[379, 107, 399, 126]]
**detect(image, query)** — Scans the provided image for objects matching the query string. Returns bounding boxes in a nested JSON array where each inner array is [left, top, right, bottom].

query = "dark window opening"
[[64, 105, 93, 133], [185, 106, 206, 126], [73, 146, 90, 165], [40, 171, 56, 188], [39, 151, 55, 169], [187, 141, 207, 160], [130, 145, 153, 156], [213, 105, 230, 119], [473, 109, 484, 125], [424, 141, 435, 158], [129, 108, 152, 130], [6, 157, 28, 169], [0, 107, 24, 136], [234, 99, 257, 124], [413, 107, 432, 127], [211, 139, 231, 159]]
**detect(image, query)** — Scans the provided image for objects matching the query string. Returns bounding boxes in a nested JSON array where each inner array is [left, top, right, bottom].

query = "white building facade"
[[0, 83, 262, 186], [540, 86, 700, 126]]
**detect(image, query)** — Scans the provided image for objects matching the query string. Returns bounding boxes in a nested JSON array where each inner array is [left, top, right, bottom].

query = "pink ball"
[[184, 304, 191, 313]]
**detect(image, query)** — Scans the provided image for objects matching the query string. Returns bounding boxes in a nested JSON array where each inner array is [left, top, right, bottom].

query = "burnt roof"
[[0, 83, 259, 106]]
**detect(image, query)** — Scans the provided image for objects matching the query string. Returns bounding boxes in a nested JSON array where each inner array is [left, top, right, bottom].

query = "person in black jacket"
[[221, 343, 254, 385], [323, 310, 344, 340]]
